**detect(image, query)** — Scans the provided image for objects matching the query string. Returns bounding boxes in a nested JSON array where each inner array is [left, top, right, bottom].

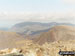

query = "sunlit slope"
[[0, 31, 25, 49], [34, 25, 75, 45]]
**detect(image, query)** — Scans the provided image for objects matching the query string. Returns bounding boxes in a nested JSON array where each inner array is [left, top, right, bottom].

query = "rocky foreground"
[[0, 40, 75, 56]]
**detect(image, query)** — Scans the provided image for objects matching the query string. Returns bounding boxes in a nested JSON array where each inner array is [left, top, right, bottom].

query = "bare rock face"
[[34, 25, 75, 45]]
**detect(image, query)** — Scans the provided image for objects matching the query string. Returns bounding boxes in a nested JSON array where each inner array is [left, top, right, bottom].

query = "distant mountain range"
[[9, 22, 75, 36]]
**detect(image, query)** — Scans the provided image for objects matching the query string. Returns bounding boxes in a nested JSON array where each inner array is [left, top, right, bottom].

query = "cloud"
[[62, 0, 75, 4], [0, 11, 75, 25]]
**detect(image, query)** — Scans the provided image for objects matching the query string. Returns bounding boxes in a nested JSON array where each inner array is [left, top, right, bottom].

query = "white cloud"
[[0, 11, 75, 27], [63, 0, 75, 4]]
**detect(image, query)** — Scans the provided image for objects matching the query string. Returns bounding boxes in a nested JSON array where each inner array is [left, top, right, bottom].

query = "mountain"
[[9, 22, 52, 36], [0, 31, 25, 49], [9, 22, 75, 36], [34, 25, 75, 45]]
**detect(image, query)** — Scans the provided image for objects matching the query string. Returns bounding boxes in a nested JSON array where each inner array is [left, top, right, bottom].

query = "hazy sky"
[[0, 0, 75, 28]]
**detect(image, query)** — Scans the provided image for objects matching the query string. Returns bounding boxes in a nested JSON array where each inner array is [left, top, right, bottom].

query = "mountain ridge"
[[9, 22, 75, 36], [33, 25, 75, 45]]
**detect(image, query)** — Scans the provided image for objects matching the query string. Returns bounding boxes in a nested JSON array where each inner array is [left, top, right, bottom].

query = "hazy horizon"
[[0, 0, 75, 28]]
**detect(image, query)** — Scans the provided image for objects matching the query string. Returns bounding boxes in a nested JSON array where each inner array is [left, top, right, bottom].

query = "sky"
[[0, 0, 75, 28]]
